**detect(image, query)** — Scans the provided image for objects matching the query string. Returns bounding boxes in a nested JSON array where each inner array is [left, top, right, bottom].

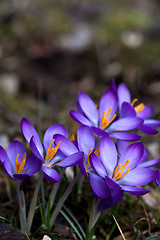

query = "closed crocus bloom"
[[90, 137, 157, 198], [21, 118, 83, 182], [0, 140, 42, 181], [117, 82, 160, 134], [70, 88, 142, 142]]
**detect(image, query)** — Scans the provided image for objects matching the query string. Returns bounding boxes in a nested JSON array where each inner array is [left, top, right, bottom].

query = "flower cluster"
[[0, 79, 160, 236]]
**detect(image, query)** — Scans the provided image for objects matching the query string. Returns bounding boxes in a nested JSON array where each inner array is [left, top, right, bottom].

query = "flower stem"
[[45, 168, 66, 218], [16, 181, 27, 232], [26, 172, 43, 235], [49, 171, 82, 229]]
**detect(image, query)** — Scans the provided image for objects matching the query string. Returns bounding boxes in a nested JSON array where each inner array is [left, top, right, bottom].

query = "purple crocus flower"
[[54, 125, 98, 177], [70, 89, 143, 141], [21, 118, 84, 182], [0, 140, 42, 181], [117, 83, 160, 134], [90, 137, 157, 197], [155, 169, 160, 187]]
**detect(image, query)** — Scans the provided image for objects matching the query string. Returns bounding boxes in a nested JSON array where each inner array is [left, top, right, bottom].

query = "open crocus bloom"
[[0, 140, 42, 181], [21, 118, 84, 182], [117, 83, 160, 134], [90, 137, 157, 198], [54, 125, 98, 177], [70, 89, 143, 141]]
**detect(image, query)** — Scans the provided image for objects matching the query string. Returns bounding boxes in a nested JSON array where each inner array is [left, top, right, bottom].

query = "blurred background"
[[0, 0, 160, 146]]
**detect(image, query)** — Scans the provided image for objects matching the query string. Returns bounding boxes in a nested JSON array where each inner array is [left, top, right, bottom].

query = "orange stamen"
[[87, 148, 93, 166], [46, 139, 61, 161], [134, 103, 145, 114], [131, 98, 145, 114], [70, 133, 75, 141], [101, 107, 116, 130], [15, 153, 26, 174], [114, 160, 130, 181], [94, 147, 100, 157]]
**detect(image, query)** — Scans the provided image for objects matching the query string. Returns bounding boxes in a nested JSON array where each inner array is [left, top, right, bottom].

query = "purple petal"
[[89, 172, 110, 199], [110, 78, 117, 92], [138, 124, 159, 135], [121, 102, 136, 117], [69, 110, 92, 126], [77, 125, 95, 156], [99, 89, 118, 120], [54, 134, 78, 156], [137, 106, 153, 119], [13, 174, 31, 181], [78, 92, 99, 126], [90, 153, 106, 178], [117, 140, 128, 155], [30, 137, 44, 161], [138, 158, 160, 168], [42, 166, 61, 182], [155, 169, 160, 187], [110, 132, 141, 141], [43, 124, 68, 151], [143, 119, 160, 127], [121, 185, 149, 196], [108, 117, 143, 132], [78, 161, 88, 177], [7, 140, 26, 171], [92, 127, 109, 137], [117, 83, 131, 109], [1, 161, 14, 179], [24, 154, 42, 175], [21, 118, 43, 156], [119, 142, 144, 169], [0, 145, 10, 163], [118, 168, 155, 186], [138, 148, 149, 164], [56, 152, 84, 167], [99, 137, 117, 178]]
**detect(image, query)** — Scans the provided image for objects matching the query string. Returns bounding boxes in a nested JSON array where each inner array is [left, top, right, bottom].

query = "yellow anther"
[[101, 107, 116, 130], [70, 133, 75, 141], [87, 148, 93, 166], [46, 139, 61, 161], [131, 98, 145, 114], [134, 103, 145, 114], [94, 147, 100, 157], [131, 98, 138, 106], [15, 153, 26, 174], [114, 160, 130, 181]]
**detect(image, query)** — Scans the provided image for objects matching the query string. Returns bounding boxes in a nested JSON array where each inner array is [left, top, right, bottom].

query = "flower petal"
[[138, 158, 160, 168], [43, 124, 68, 151], [138, 124, 159, 135], [56, 152, 84, 167], [24, 154, 42, 175], [138, 148, 149, 164], [118, 142, 144, 169], [121, 102, 136, 117], [108, 117, 143, 132], [99, 137, 117, 178], [99, 89, 118, 120], [30, 137, 44, 161], [109, 132, 141, 141], [69, 110, 92, 126], [90, 153, 106, 178], [77, 125, 95, 156], [143, 119, 160, 127], [42, 166, 61, 182], [121, 185, 149, 196], [89, 172, 110, 199], [118, 168, 155, 186], [78, 92, 99, 126], [54, 134, 78, 156], [137, 106, 153, 119], [117, 140, 128, 156], [92, 127, 109, 137], [117, 83, 131, 109]]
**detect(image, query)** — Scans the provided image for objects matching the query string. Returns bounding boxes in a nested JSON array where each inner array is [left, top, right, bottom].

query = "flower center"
[[101, 107, 116, 130], [46, 139, 61, 161], [131, 98, 144, 114], [114, 160, 130, 181], [15, 153, 26, 174]]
